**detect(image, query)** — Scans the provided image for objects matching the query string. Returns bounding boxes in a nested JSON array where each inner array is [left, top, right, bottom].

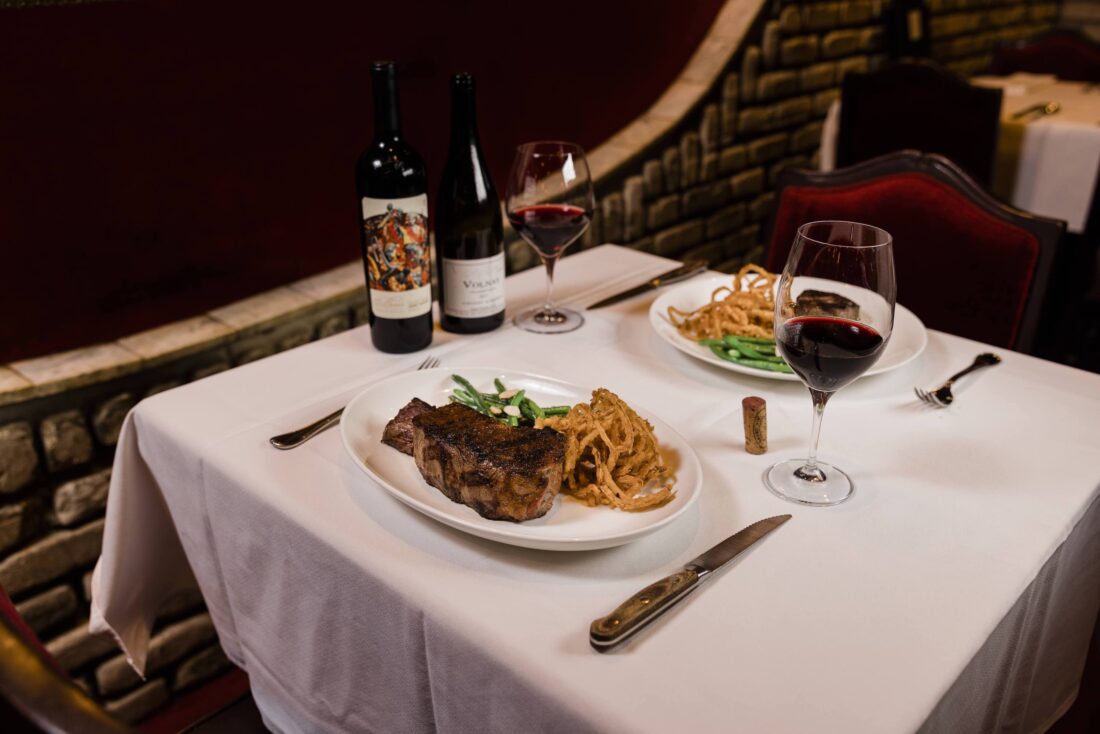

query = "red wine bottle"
[[356, 61, 433, 353], [435, 73, 505, 334]]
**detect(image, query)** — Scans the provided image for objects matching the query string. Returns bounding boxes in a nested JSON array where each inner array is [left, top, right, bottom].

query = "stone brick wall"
[[929, 0, 1062, 76], [502, 0, 1059, 276], [0, 288, 366, 724]]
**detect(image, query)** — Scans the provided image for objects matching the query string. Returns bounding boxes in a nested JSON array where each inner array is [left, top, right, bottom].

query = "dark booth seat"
[[991, 30, 1100, 83]]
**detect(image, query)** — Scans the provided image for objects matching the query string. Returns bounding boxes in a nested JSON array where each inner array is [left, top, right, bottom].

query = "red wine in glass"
[[764, 220, 896, 507], [777, 316, 886, 393], [507, 204, 591, 259]]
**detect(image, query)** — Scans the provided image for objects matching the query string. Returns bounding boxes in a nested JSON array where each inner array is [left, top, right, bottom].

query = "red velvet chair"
[[837, 62, 1003, 188], [991, 30, 1100, 83], [763, 152, 1065, 353], [1, 584, 262, 733]]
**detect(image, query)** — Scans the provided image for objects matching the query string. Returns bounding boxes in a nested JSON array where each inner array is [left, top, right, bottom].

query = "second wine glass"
[[505, 141, 595, 334]]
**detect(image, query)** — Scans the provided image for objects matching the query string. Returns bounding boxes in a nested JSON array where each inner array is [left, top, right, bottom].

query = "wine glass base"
[[514, 305, 584, 334], [763, 459, 853, 506]]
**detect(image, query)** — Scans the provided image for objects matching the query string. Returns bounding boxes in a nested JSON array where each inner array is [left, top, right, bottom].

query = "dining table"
[[820, 73, 1100, 234], [91, 244, 1100, 734]]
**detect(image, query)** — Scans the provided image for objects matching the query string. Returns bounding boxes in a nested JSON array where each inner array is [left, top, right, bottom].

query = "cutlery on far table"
[[1010, 101, 1061, 121], [269, 355, 440, 450], [914, 352, 1001, 408], [586, 260, 708, 309], [589, 514, 791, 652]]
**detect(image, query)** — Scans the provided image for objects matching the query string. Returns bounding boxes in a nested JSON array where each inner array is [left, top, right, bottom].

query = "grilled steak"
[[381, 398, 436, 455], [412, 403, 565, 522], [795, 289, 860, 320]]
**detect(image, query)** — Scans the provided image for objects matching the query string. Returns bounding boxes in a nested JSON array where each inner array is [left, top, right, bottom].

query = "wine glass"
[[764, 221, 896, 506], [505, 141, 595, 334]]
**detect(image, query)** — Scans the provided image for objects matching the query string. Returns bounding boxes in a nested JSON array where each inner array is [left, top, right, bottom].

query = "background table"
[[821, 75, 1100, 234], [93, 245, 1100, 733]]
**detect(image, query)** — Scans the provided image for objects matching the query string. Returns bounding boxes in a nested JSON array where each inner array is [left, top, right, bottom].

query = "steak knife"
[[586, 260, 708, 309], [589, 514, 791, 652]]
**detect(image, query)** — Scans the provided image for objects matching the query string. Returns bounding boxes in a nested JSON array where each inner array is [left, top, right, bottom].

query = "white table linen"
[[92, 245, 1100, 733], [820, 75, 1100, 233]]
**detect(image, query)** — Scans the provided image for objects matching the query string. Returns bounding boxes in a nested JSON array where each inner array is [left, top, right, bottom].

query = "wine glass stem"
[[797, 389, 832, 482], [541, 255, 557, 312]]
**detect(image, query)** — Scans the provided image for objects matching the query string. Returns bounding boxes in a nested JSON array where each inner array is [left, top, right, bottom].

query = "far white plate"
[[340, 367, 702, 551], [649, 275, 928, 382]]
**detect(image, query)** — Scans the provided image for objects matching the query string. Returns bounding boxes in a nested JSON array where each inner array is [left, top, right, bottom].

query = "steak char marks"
[[412, 403, 565, 522]]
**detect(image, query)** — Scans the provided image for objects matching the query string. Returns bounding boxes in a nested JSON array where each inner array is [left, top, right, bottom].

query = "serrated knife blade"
[[589, 514, 791, 651]]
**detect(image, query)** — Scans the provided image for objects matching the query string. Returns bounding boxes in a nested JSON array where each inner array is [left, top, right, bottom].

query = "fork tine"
[[914, 387, 943, 407], [418, 355, 439, 370]]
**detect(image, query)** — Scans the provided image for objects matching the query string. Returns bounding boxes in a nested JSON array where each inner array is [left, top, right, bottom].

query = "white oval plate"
[[649, 275, 928, 382], [340, 367, 702, 551]]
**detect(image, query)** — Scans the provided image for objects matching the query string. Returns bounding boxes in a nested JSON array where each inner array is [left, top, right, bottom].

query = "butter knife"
[[589, 514, 791, 652], [587, 260, 708, 309]]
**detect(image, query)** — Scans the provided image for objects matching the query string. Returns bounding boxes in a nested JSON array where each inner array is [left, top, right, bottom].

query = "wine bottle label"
[[442, 252, 505, 318], [361, 194, 432, 319]]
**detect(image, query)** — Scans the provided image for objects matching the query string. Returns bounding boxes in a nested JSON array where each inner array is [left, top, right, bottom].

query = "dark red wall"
[[0, 0, 723, 363]]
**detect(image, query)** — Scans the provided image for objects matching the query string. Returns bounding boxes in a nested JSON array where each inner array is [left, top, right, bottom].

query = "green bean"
[[543, 406, 571, 416], [493, 378, 507, 394], [525, 398, 545, 420], [709, 344, 740, 361], [451, 375, 488, 411], [509, 389, 526, 406], [518, 401, 538, 422], [735, 335, 777, 345], [507, 415, 519, 427], [733, 358, 793, 373], [726, 337, 783, 362], [697, 338, 726, 347]]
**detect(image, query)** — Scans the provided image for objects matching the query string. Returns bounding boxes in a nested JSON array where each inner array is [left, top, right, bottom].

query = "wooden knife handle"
[[589, 567, 702, 651]]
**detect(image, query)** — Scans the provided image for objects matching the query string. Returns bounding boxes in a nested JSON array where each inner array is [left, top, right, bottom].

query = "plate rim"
[[339, 367, 703, 551], [648, 274, 928, 381]]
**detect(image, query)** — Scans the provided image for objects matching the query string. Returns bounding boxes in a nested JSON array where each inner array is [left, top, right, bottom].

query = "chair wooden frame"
[[763, 151, 1066, 354]]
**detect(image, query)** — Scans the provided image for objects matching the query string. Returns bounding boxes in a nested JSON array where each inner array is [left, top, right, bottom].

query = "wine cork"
[[742, 396, 767, 454]]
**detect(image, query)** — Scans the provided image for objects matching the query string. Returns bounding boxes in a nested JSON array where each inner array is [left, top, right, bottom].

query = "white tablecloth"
[[92, 245, 1100, 733], [821, 75, 1100, 233]]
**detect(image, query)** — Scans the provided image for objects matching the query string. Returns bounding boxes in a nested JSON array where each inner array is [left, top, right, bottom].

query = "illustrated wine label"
[[442, 252, 505, 318], [361, 194, 431, 319]]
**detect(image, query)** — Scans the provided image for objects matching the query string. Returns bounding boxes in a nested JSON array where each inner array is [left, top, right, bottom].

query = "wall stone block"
[[661, 147, 681, 197], [840, 0, 875, 25], [105, 679, 169, 725], [737, 107, 771, 135], [54, 468, 111, 526], [647, 195, 681, 231], [277, 326, 314, 352], [791, 121, 825, 153], [1, 499, 42, 554], [700, 103, 720, 154], [741, 47, 761, 102], [762, 21, 781, 68], [682, 241, 727, 265], [234, 344, 274, 366], [705, 203, 747, 239], [859, 27, 884, 52], [800, 61, 838, 92], [680, 132, 701, 188], [601, 191, 624, 243], [628, 236, 655, 254], [780, 36, 820, 66], [803, 2, 840, 30], [173, 644, 231, 692], [191, 361, 230, 381], [778, 6, 801, 33], [720, 95, 739, 146], [748, 133, 790, 165], [351, 302, 371, 327], [0, 421, 38, 494], [700, 152, 719, 183], [718, 145, 748, 175], [46, 619, 119, 672], [730, 168, 765, 199], [653, 220, 705, 257], [622, 176, 646, 242], [771, 96, 813, 129], [317, 312, 351, 339], [756, 70, 800, 101], [97, 613, 216, 696], [0, 519, 105, 596], [822, 30, 862, 59], [144, 380, 183, 398], [642, 159, 663, 199], [506, 239, 537, 272], [92, 393, 135, 447], [16, 584, 78, 634], [749, 192, 778, 222], [837, 55, 871, 80], [682, 180, 731, 217], [40, 410, 93, 473]]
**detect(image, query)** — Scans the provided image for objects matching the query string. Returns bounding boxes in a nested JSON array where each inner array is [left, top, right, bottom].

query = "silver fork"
[[270, 355, 440, 449], [914, 353, 1001, 407]]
